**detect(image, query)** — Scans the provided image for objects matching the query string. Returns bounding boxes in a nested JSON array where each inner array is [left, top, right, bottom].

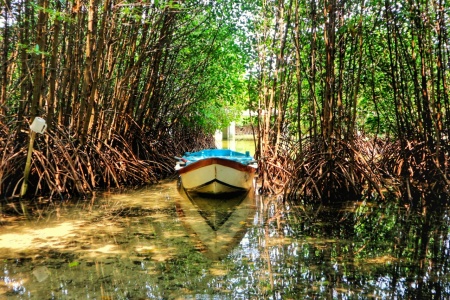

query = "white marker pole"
[[20, 117, 47, 197]]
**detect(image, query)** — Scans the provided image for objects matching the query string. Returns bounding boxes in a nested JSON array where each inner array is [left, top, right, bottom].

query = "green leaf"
[[68, 261, 79, 267]]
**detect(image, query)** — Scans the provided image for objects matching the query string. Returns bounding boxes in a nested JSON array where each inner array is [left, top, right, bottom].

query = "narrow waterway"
[[1, 139, 450, 299]]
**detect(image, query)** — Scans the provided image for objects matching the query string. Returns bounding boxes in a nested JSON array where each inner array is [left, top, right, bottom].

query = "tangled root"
[[285, 136, 386, 203]]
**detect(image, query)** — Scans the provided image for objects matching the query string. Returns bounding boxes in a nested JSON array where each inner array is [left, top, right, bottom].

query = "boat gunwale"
[[177, 157, 256, 175]]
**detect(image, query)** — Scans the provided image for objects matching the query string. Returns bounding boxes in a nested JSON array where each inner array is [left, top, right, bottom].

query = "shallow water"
[[1, 181, 450, 299]]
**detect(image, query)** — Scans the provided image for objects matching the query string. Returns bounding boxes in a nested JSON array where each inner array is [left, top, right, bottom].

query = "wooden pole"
[[20, 131, 36, 197]]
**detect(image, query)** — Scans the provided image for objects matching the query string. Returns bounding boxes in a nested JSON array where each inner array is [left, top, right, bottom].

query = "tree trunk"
[[47, 0, 62, 131], [0, 0, 10, 116], [78, 0, 97, 143], [322, 0, 336, 148], [30, 0, 48, 118]]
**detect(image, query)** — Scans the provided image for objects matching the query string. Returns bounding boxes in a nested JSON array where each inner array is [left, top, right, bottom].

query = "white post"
[[20, 117, 47, 197], [228, 121, 236, 138]]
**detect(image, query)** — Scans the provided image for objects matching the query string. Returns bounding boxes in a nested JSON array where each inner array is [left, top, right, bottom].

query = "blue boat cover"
[[182, 149, 254, 166]]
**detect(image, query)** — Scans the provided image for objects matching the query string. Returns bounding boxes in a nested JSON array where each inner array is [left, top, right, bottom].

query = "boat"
[[175, 149, 257, 195], [176, 186, 256, 260]]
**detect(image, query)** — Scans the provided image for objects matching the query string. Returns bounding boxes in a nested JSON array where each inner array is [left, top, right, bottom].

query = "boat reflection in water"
[[176, 183, 256, 261]]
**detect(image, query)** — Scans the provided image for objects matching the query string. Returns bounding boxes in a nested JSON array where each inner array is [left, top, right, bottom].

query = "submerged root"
[[286, 136, 386, 203], [286, 136, 450, 204], [0, 118, 215, 199], [258, 140, 295, 195], [379, 139, 450, 205]]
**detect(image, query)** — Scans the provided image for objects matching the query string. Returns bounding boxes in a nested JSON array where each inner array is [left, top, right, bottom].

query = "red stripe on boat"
[[177, 158, 256, 174]]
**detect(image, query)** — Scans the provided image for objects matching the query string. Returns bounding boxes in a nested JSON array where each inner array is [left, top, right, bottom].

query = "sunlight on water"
[[0, 222, 80, 251]]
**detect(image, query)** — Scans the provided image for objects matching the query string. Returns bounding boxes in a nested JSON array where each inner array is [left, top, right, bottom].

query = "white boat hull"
[[178, 158, 256, 194]]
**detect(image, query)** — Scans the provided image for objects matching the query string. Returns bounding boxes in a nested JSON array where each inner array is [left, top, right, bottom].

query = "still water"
[[215, 136, 256, 157], [1, 139, 450, 299]]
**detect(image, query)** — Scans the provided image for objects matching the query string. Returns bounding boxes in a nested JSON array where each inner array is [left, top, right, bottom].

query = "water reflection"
[[252, 198, 450, 299], [0, 182, 450, 299], [176, 187, 255, 261]]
